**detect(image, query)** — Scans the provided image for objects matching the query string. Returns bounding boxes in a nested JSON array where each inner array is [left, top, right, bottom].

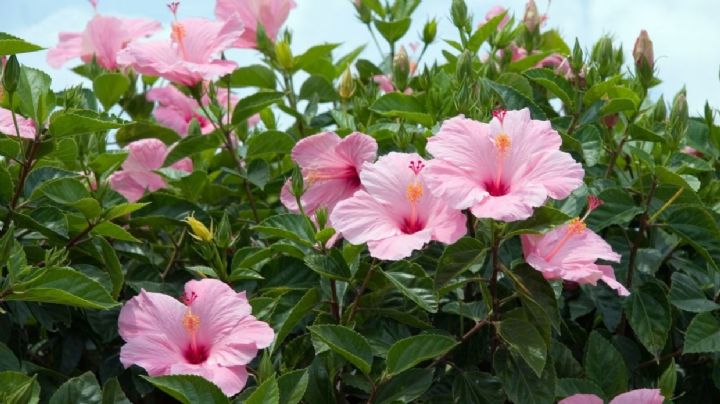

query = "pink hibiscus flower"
[[330, 153, 466, 260], [147, 86, 215, 136], [521, 196, 629, 296], [424, 109, 584, 222], [109, 138, 193, 202], [47, 2, 161, 70], [118, 278, 274, 397], [117, 5, 244, 86], [484, 5, 510, 30], [560, 389, 663, 404], [0, 107, 36, 139], [280, 131, 377, 215], [372, 75, 413, 94], [215, 0, 296, 48]]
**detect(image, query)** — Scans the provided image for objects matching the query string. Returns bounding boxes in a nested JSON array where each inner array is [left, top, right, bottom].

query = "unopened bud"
[[456, 50, 474, 83], [669, 88, 688, 144], [355, 1, 372, 24], [338, 67, 355, 100], [423, 18, 437, 44], [291, 165, 305, 200], [185, 214, 213, 242], [393, 46, 410, 91], [2, 55, 20, 94], [275, 40, 293, 71], [571, 38, 583, 72], [315, 207, 328, 230], [633, 30, 654, 71], [451, 0, 469, 29], [591, 36, 614, 77], [652, 95, 667, 123], [523, 0, 542, 32]]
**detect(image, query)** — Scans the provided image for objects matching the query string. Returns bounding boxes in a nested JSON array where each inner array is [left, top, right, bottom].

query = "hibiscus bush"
[[1, 0, 719, 402]]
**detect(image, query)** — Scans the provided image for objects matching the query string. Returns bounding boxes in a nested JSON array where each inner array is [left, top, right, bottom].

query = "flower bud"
[[215, 213, 232, 248], [355, 1, 372, 24], [185, 215, 213, 242], [456, 50, 474, 83], [338, 67, 355, 100], [2, 55, 21, 94], [275, 40, 293, 71], [571, 38, 583, 72], [591, 36, 615, 77], [669, 88, 688, 144], [291, 165, 305, 200], [633, 30, 654, 71], [315, 207, 328, 230], [451, 0, 469, 29], [423, 18, 437, 44], [652, 95, 667, 123], [523, 0, 542, 32], [393, 46, 410, 91]]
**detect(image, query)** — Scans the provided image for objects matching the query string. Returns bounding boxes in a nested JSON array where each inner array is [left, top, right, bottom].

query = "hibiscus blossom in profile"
[[147, 86, 215, 136], [280, 131, 377, 215], [215, 0, 296, 48], [47, 0, 161, 70], [109, 138, 193, 202], [330, 153, 466, 260], [0, 107, 36, 139], [521, 196, 629, 296], [560, 389, 663, 404], [425, 108, 584, 222], [118, 278, 274, 397], [483, 5, 509, 30], [117, 3, 244, 86]]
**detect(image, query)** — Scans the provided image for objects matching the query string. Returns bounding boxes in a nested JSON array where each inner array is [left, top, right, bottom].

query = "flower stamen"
[[543, 197, 602, 262]]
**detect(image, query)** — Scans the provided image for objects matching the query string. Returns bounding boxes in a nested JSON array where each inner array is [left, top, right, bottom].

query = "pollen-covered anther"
[[182, 310, 200, 333], [406, 182, 423, 203], [494, 133, 511, 155], [568, 217, 587, 235]]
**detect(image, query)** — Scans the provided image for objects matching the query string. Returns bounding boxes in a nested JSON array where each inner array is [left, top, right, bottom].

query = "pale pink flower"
[[109, 138, 193, 202], [281, 131, 377, 215], [682, 146, 703, 158], [484, 5, 509, 29], [118, 279, 274, 397], [117, 16, 244, 85], [521, 196, 629, 296], [215, 0, 296, 48], [536, 53, 564, 69], [510, 44, 528, 61], [0, 107, 36, 139], [560, 389, 663, 404], [147, 86, 215, 136], [372, 75, 413, 95], [425, 109, 584, 222], [330, 153, 466, 260], [247, 113, 261, 128], [47, 11, 161, 70]]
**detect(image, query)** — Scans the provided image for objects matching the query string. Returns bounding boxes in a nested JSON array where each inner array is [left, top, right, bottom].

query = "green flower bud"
[[423, 18, 437, 44], [456, 50, 474, 83], [451, 0, 468, 29], [291, 165, 305, 200], [315, 207, 328, 230], [652, 95, 667, 123], [669, 88, 688, 144], [338, 67, 356, 100], [275, 40, 294, 71], [571, 38, 583, 72], [393, 46, 410, 91], [2, 55, 20, 94]]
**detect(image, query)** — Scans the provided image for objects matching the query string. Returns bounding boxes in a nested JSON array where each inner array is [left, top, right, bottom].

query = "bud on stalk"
[[669, 88, 688, 145], [275, 40, 294, 71], [2, 55, 20, 94], [451, 0, 468, 30], [393, 46, 410, 91], [338, 67, 356, 100], [523, 0, 542, 32], [571, 38, 583, 73], [423, 18, 438, 44], [633, 30, 654, 87]]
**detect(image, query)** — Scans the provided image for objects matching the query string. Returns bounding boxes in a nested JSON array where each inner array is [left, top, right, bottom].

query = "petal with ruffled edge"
[[559, 394, 603, 404], [118, 289, 188, 343], [210, 316, 275, 367], [425, 201, 467, 244], [179, 17, 245, 64], [609, 389, 663, 404], [424, 160, 488, 210], [169, 362, 248, 397], [82, 16, 126, 69], [47, 32, 83, 68], [334, 132, 378, 169], [183, 279, 253, 347], [521, 149, 585, 200], [116, 40, 182, 79], [367, 229, 432, 260], [330, 190, 402, 245], [598, 265, 630, 296], [469, 184, 547, 222], [122, 139, 169, 171], [291, 132, 343, 168], [281, 175, 359, 215], [427, 115, 496, 174], [124, 18, 163, 39], [109, 171, 149, 202], [0, 107, 36, 139], [359, 152, 420, 207], [120, 333, 185, 375]]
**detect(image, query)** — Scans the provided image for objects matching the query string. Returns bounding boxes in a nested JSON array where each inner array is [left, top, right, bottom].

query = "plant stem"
[[489, 222, 502, 355], [282, 71, 305, 137], [427, 320, 488, 368], [330, 280, 341, 323], [347, 261, 376, 324], [161, 231, 185, 279]]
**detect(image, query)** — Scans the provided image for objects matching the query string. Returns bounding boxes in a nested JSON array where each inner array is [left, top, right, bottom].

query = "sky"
[[1, 0, 718, 114]]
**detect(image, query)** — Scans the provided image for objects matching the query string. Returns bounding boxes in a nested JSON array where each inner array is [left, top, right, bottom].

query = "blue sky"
[[2, 0, 719, 113]]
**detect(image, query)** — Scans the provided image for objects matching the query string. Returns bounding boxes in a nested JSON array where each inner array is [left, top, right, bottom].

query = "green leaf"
[[0, 371, 40, 404], [49, 110, 124, 137], [497, 318, 547, 377], [93, 73, 130, 110], [452, 370, 504, 404], [584, 331, 627, 397], [299, 75, 338, 102], [141, 375, 229, 404], [575, 124, 603, 167], [308, 324, 374, 374], [435, 237, 486, 289], [467, 12, 506, 52], [374, 368, 433, 404], [36, 177, 89, 204], [91, 221, 140, 242], [226, 64, 276, 89], [525, 68, 576, 109], [246, 130, 295, 159], [628, 123, 665, 143], [483, 79, 547, 120], [442, 301, 488, 321], [373, 18, 411, 43], [495, 349, 555, 404], [17, 66, 51, 123], [512, 264, 561, 332], [96, 237, 124, 299], [555, 378, 605, 398], [304, 251, 351, 281], [49, 371, 101, 404], [585, 188, 643, 230], [272, 288, 320, 352], [383, 261, 438, 313], [231, 91, 284, 124], [253, 214, 316, 247], [385, 334, 457, 376], [370, 93, 434, 127], [101, 378, 130, 404], [669, 272, 720, 313], [683, 312, 720, 354], [0, 32, 43, 55], [104, 202, 148, 221], [164, 132, 224, 166], [505, 206, 571, 238], [277, 369, 309, 404], [665, 206, 720, 270], [115, 121, 181, 146], [624, 281, 671, 356], [658, 359, 677, 400], [8, 267, 118, 309], [246, 377, 280, 404], [89, 152, 127, 174]]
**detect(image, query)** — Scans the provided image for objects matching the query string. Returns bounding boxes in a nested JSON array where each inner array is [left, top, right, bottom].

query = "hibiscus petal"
[[184, 279, 253, 346], [609, 389, 663, 404], [334, 132, 378, 168], [291, 132, 343, 168], [109, 171, 148, 202], [0, 107, 36, 139], [469, 184, 547, 222], [359, 152, 421, 207], [598, 265, 630, 296], [424, 160, 488, 210], [118, 289, 188, 344], [521, 149, 584, 200], [367, 229, 432, 260], [123, 139, 169, 171], [120, 334, 184, 375], [559, 394, 604, 404], [169, 363, 248, 397], [330, 190, 401, 245], [47, 32, 83, 68]]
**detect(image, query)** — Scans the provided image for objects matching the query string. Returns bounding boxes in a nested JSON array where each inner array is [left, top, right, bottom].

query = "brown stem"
[[161, 231, 185, 279], [0, 134, 41, 237], [427, 320, 489, 368], [329, 280, 341, 323], [605, 134, 628, 178], [636, 348, 682, 369], [347, 261, 376, 324]]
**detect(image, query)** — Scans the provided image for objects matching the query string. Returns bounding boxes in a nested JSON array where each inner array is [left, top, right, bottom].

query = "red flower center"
[[183, 343, 209, 364]]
